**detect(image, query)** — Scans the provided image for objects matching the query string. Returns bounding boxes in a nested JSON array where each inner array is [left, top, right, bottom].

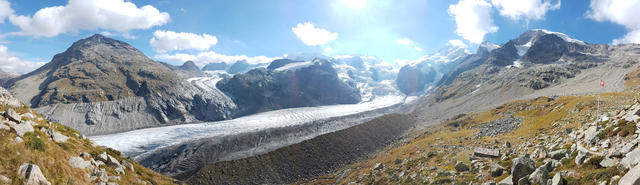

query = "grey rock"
[[471, 117, 522, 138], [3, 108, 21, 122], [21, 113, 37, 120], [518, 175, 530, 185], [549, 149, 568, 160], [511, 156, 535, 185], [45, 128, 68, 143], [122, 160, 134, 172], [80, 152, 91, 158], [0, 174, 11, 184], [0, 87, 21, 107], [13, 136, 23, 143], [575, 151, 589, 165], [97, 152, 121, 167], [474, 147, 501, 158], [551, 173, 564, 185], [17, 163, 51, 185], [11, 122, 33, 137], [499, 175, 514, 185], [528, 166, 549, 185], [114, 165, 125, 175], [0, 122, 9, 130], [455, 161, 469, 172], [584, 126, 600, 144], [600, 157, 619, 168], [91, 168, 108, 182], [621, 163, 640, 184], [621, 148, 640, 169], [490, 163, 505, 177], [69, 156, 92, 170]]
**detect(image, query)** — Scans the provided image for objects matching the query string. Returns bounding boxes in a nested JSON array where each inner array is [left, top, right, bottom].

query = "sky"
[[0, 0, 638, 74]]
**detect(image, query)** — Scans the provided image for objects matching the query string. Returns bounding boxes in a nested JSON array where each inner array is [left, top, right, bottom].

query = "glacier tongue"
[[90, 95, 410, 158]]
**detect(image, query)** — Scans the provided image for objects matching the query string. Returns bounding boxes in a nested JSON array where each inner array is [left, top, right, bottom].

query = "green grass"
[[23, 132, 45, 152]]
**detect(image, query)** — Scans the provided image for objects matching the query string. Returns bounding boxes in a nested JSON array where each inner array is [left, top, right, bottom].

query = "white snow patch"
[[275, 61, 313, 71], [535, 29, 586, 45], [90, 95, 406, 158]]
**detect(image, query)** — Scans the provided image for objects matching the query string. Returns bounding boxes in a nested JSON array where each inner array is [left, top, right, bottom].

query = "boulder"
[[474, 147, 500, 158], [0, 88, 21, 107], [17, 163, 51, 185], [69, 156, 92, 170], [620, 163, 640, 185], [518, 175, 530, 185], [455, 161, 469, 172], [3, 108, 21, 123], [527, 166, 549, 185], [490, 163, 505, 177], [533, 146, 548, 159], [97, 152, 121, 167], [575, 151, 589, 165], [600, 157, 619, 168], [499, 175, 514, 185], [551, 173, 565, 185], [11, 122, 34, 137], [21, 113, 37, 120], [584, 126, 600, 144], [45, 128, 68, 143], [0, 174, 11, 184], [549, 149, 567, 160], [0, 122, 9, 130], [511, 156, 535, 185], [621, 148, 640, 169], [115, 165, 125, 175]]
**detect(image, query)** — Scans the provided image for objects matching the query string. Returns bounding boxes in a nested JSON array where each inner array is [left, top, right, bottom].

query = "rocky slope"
[[216, 58, 361, 117], [162, 61, 206, 79], [5, 34, 236, 135], [0, 86, 179, 185], [301, 71, 640, 184]]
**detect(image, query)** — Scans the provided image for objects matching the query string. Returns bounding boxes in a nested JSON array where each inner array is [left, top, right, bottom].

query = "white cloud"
[[448, 39, 468, 48], [100, 31, 136, 39], [414, 46, 423, 51], [491, 0, 561, 21], [449, 0, 498, 44], [292, 22, 338, 46], [8, 0, 169, 37], [155, 51, 280, 67], [0, 45, 45, 74], [586, 0, 640, 44], [324, 46, 333, 54], [612, 29, 640, 45], [0, 0, 12, 23], [150, 30, 218, 53], [395, 38, 413, 46]]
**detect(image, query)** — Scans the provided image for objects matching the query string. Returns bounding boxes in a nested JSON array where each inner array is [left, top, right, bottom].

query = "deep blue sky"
[[0, 0, 635, 73]]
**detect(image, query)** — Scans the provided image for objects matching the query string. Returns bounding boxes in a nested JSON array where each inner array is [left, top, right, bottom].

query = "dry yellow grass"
[[0, 105, 179, 185]]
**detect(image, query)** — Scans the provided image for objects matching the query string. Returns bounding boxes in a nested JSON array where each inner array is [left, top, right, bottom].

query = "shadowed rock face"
[[267, 59, 300, 70], [227, 60, 251, 74], [0, 69, 18, 87], [7, 34, 236, 135], [217, 59, 361, 117], [396, 65, 429, 95]]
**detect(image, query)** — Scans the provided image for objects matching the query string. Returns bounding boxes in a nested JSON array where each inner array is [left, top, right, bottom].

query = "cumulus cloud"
[[155, 51, 280, 67], [414, 46, 423, 52], [395, 38, 413, 46], [0, 0, 12, 23], [449, 0, 498, 44], [586, 0, 640, 44], [292, 22, 338, 46], [0, 45, 46, 74], [8, 0, 169, 37], [448, 39, 468, 48], [491, 0, 561, 21], [150, 30, 218, 53]]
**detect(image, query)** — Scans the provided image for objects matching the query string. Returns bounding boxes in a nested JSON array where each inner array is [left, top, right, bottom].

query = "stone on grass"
[[17, 163, 51, 185]]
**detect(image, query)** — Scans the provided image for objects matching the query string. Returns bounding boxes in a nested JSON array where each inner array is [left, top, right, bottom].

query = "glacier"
[[90, 95, 412, 159]]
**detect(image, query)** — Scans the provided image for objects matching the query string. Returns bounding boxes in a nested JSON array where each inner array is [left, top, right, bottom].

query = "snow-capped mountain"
[[395, 44, 471, 95]]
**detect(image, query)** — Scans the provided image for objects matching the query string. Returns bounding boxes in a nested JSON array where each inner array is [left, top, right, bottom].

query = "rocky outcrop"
[[6, 34, 235, 135], [165, 60, 206, 79], [0, 69, 18, 87], [227, 60, 251, 74], [266, 59, 301, 70], [17, 163, 51, 185], [217, 58, 361, 117], [396, 65, 431, 95]]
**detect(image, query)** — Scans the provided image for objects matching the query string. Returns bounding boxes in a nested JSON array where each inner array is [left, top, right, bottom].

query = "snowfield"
[[90, 95, 412, 159]]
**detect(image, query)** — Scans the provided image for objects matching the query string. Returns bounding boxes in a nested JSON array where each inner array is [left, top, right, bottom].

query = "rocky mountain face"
[[0, 86, 179, 184], [6, 34, 236, 135], [226, 60, 251, 74], [0, 69, 18, 87], [432, 29, 613, 103], [217, 58, 361, 117], [163, 61, 206, 79], [396, 45, 471, 95]]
